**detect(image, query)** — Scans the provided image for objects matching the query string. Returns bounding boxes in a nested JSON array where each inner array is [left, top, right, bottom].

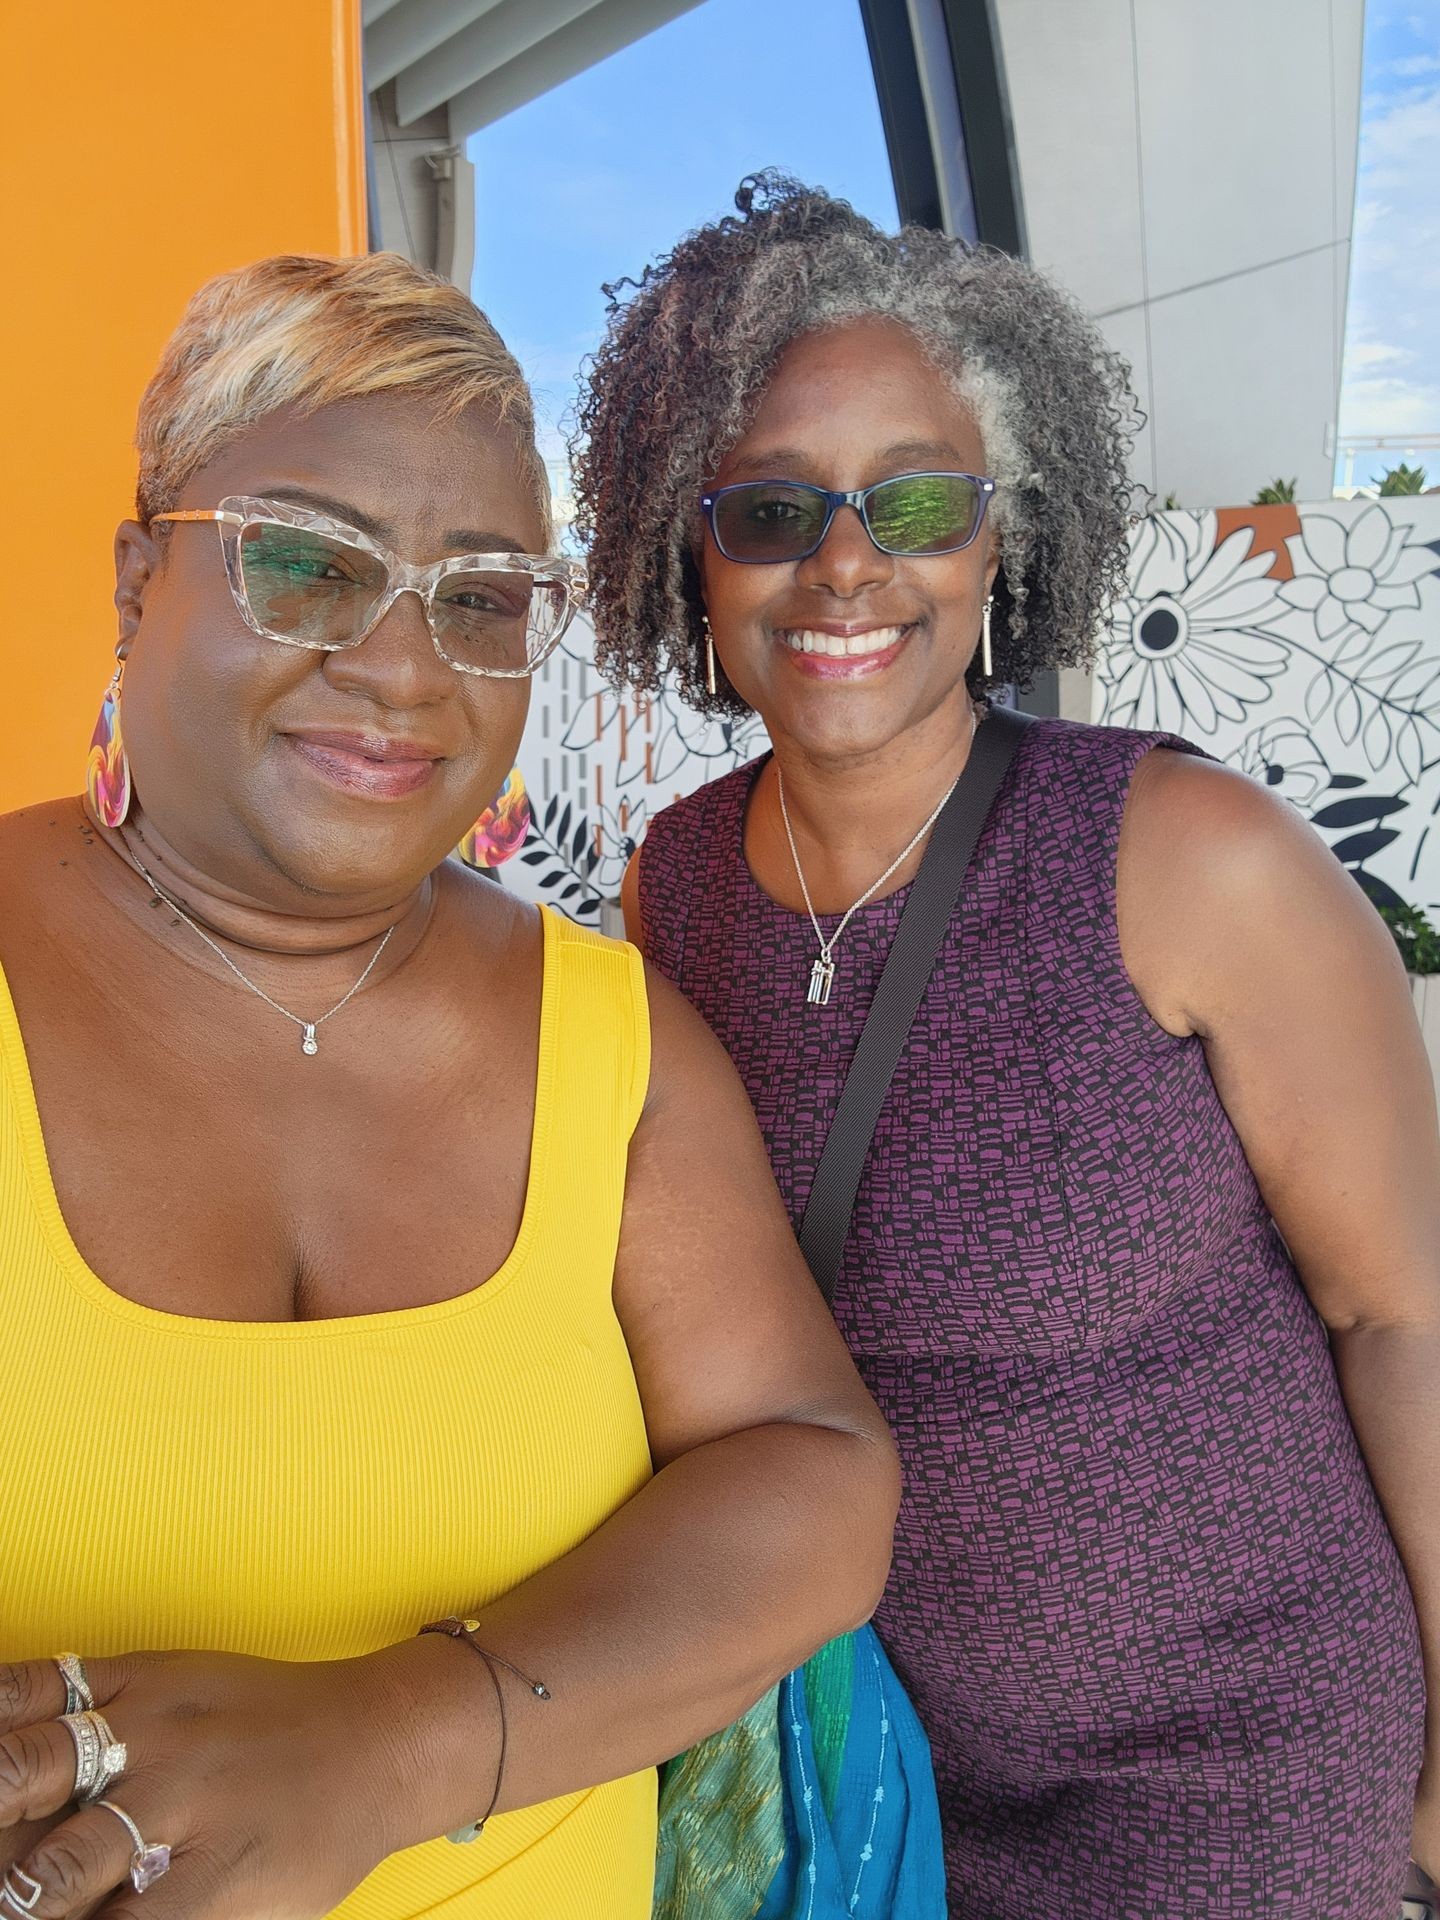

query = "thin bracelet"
[[419, 1617, 551, 1844]]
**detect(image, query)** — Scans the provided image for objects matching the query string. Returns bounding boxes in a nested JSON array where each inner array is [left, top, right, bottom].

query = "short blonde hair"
[[135, 252, 551, 541]]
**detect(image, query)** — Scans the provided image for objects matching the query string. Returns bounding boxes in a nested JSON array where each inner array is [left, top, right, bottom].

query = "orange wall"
[[0, 3, 367, 815]]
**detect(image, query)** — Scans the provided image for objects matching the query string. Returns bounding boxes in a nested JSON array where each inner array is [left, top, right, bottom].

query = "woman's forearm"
[[1331, 1319, 1440, 1756], [370, 1417, 899, 1852]]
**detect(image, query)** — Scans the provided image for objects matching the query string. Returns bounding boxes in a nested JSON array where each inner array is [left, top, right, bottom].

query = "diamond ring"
[[94, 1799, 172, 1894], [60, 1709, 127, 1805], [54, 1654, 95, 1717]]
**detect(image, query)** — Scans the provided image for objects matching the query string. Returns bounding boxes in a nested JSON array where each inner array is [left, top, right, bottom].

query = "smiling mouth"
[[283, 734, 441, 800], [777, 623, 915, 658]]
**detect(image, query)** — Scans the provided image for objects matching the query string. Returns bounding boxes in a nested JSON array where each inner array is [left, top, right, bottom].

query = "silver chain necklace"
[[123, 844, 397, 1057], [777, 707, 977, 1008]]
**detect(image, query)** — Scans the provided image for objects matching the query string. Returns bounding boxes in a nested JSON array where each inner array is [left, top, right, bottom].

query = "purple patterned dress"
[[638, 717, 1424, 1917]]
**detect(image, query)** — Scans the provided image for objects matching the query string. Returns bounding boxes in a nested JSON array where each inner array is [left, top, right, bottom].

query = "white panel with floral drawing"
[[492, 610, 769, 921], [487, 499, 1440, 929], [1094, 499, 1440, 920]]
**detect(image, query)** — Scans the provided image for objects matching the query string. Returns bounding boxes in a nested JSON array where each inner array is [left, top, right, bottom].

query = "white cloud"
[[1340, 70, 1440, 441], [1339, 371, 1440, 436], [1362, 83, 1440, 187], [1346, 339, 1414, 369]]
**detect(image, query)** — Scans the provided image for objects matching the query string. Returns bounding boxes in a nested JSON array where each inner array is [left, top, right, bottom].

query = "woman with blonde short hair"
[[0, 250, 899, 1920]]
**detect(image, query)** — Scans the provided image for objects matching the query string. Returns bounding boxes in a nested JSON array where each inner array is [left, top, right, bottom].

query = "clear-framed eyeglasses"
[[150, 495, 586, 679]]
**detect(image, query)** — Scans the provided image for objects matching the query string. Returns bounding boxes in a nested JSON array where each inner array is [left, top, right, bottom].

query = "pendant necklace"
[[777, 705, 978, 1008], [123, 844, 397, 1057]]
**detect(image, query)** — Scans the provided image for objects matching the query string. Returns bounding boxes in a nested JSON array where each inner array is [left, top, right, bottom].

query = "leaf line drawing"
[[515, 792, 604, 919], [1277, 631, 1440, 787]]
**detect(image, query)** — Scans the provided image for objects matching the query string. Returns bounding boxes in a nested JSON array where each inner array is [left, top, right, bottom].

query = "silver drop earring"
[[981, 595, 994, 680], [703, 615, 717, 697]]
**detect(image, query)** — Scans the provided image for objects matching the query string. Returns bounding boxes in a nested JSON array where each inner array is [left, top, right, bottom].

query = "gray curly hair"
[[572, 172, 1140, 713]]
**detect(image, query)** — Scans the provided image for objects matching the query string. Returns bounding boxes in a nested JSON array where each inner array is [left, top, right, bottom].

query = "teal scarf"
[[654, 1625, 946, 1920]]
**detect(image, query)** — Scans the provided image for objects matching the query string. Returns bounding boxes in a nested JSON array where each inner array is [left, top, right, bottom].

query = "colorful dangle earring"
[[86, 654, 133, 829], [703, 615, 718, 697], [980, 595, 994, 680], [458, 765, 531, 870]]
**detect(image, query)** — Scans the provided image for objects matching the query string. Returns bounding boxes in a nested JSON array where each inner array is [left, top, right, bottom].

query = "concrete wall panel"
[[1132, 0, 1341, 299], [1145, 248, 1341, 504], [991, 0, 1363, 510], [992, 0, 1145, 315]]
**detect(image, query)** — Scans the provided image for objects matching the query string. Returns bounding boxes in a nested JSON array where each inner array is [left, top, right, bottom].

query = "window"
[[467, 0, 897, 917]]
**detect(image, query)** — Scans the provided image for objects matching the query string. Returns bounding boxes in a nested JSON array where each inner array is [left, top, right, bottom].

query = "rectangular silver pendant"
[[807, 957, 835, 1006]]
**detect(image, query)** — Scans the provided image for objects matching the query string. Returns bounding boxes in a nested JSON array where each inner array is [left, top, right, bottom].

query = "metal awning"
[[363, 0, 705, 137]]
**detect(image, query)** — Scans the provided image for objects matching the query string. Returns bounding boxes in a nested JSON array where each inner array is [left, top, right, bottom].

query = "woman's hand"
[[0, 1644, 464, 1920]]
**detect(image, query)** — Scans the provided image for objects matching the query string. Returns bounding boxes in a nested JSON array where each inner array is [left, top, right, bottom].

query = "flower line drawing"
[[1099, 505, 1440, 787], [1097, 512, 1290, 737], [1270, 506, 1440, 783], [1225, 720, 1414, 912], [1278, 505, 1434, 646], [1228, 719, 1334, 807], [562, 670, 766, 789]]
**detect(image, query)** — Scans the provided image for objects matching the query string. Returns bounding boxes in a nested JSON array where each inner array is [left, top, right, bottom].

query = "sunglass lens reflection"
[[239, 523, 387, 647], [865, 474, 980, 554]]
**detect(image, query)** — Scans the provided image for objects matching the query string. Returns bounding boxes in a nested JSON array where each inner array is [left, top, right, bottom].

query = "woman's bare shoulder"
[[1120, 746, 1392, 1036], [1125, 746, 1321, 894], [0, 795, 88, 844], [0, 798, 91, 911]]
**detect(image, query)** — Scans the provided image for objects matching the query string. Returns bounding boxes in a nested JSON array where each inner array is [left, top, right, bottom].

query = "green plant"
[[1380, 903, 1440, 975], [1161, 491, 1182, 510], [1377, 461, 1427, 495], [1251, 477, 1298, 505]]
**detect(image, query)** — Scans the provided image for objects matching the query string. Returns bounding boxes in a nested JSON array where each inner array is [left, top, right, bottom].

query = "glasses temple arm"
[[149, 510, 244, 526]]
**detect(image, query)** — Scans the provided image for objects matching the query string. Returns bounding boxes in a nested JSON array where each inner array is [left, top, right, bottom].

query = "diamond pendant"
[[301, 1025, 319, 1056], [807, 956, 835, 1007]]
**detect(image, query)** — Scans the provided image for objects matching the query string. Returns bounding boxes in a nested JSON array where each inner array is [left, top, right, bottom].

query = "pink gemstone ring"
[[94, 1800, 172, 1893]]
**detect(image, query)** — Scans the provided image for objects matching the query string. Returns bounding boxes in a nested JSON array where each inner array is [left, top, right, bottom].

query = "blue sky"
[[1338, 0, 1440, 485], [467, 0, 896, 465], [469, 0, 1437, 496]]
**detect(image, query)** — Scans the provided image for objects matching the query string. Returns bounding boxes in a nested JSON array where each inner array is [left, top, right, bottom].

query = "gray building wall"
[[993, 0, 1363, 508]]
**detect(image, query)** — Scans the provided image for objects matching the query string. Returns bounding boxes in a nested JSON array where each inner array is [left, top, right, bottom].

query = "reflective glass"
[[432, 570, 569, 673], [711, 484, 830, 562], [239, 522, 387, 649], [707, 473, 990, 563], [865, 474, 983, 555]]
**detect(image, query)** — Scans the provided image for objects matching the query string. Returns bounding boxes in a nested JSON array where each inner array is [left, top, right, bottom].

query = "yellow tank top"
[[0, 906, 657, 1918]]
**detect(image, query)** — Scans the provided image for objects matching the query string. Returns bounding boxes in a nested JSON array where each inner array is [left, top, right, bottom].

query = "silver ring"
[[94, 1800, 172, 1894], [0, 1867, 42, 1916], [54, 1654, 94, 1717], [60, 1709, 127, 1805]]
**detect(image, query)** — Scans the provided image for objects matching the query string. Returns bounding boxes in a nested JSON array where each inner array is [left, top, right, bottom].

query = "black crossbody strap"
[[797, 706, 1034, 1304]]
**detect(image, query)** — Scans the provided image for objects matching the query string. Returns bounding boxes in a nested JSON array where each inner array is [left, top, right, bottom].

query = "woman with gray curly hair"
[[579, 175, 1439, 1914]]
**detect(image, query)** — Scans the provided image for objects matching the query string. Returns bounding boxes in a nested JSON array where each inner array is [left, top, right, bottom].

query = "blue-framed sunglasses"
[[699, 470, 997, 565]]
